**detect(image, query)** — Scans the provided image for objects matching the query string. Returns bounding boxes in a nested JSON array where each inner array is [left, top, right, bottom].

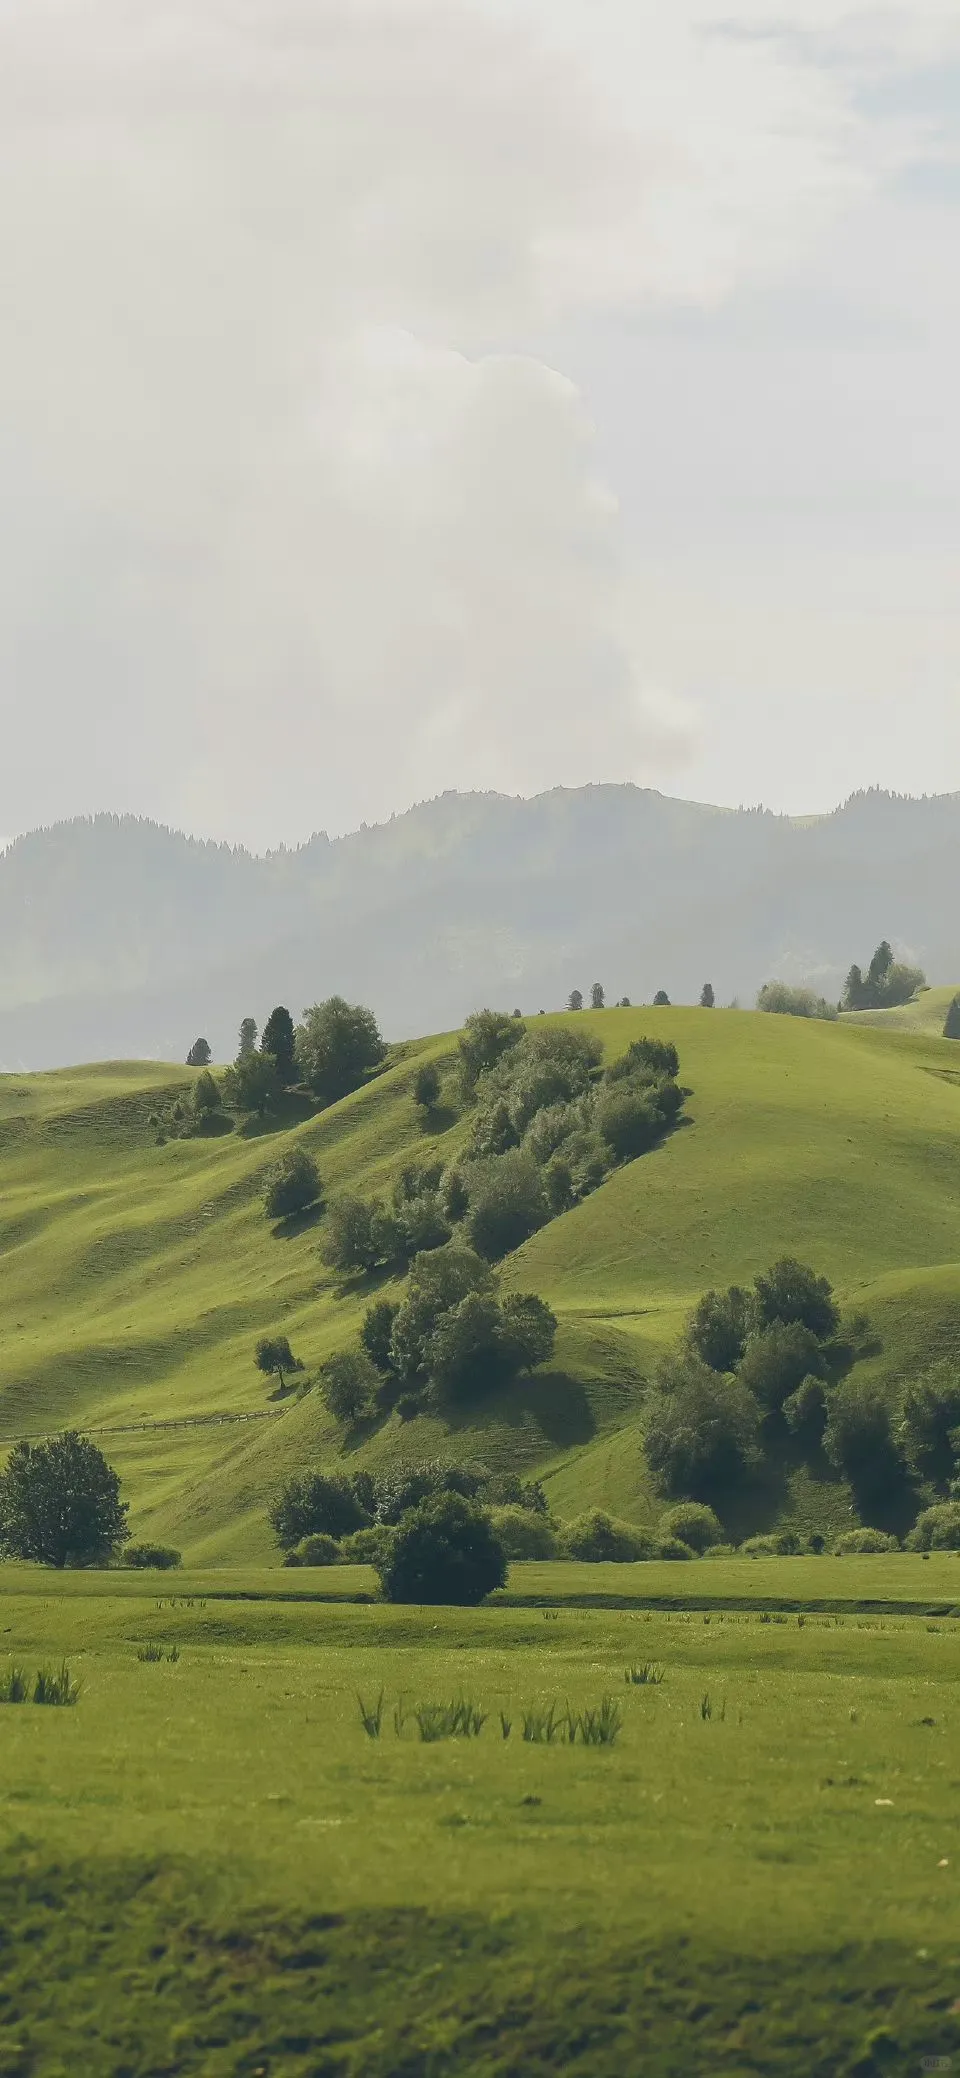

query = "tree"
[[321, 1194, 379, 1273], [376, 1490, 507, 1605], [238, 1017, 258, 1059], [753, 1258, 839, 1342], [756, 982, 838, 1021], [457, 1008, 524, 1094], [361, 1299, 400, 1372], [295, 997, 385, 1104], [232, 1048, 280, 1117], [738, 1322, 825, 1413], [908, 1502, 960, 1552], [192, 1069, 220, 1119], [823, 1382, 903, 1509], [644, 1359, 760, 1500], [898, 1363, 960, 1491], [0, 1432, 127, 1568], [426, 1289, 511, 1399], [595, 1085, 665, 1161], [466, 1150, 548, 1260], [866, 939, 893, 996], [388, 1245, 494, 1383], [590, 982, 605, 1010], [699, 982, 715, 1008], [687, 1286, 754, 1374], [567, 989, 583, 1012], [261, 1005, 296, 1086], [559, 1509, 656, 1562], [653, 990, 670, 1007], [501, 1292, 557, 1371], [944, 994, 960, 1041], [186, 1037, 211, 1066], [321, 1348, 379, 1424], [843, 964, 866, 1011], [254, 1334, 298, 1391], [269, 1471, 370, 1547], [657, 1502, 723, 1554], [783, 1375, 828, 1449], [412, 1061, 441, 1110], [263, 1145, 321, 1220]]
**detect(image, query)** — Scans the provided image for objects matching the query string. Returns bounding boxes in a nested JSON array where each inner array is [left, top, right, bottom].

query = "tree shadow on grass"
[[418, 1104, 459, 1137], [237, 1093, 318, 1140], [191, 1112, 235, 1139], [270, 1202, 325, 1241], [330, 1263, 401, 1303], [441, 1368, 596, 1449]]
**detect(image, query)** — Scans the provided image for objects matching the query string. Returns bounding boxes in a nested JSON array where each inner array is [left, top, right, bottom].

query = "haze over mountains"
[[1, 783, 957, 1071]]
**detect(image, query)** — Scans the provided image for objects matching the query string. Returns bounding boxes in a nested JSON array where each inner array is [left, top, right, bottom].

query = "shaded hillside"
[[2, 785, 960, 1067], [4, 1007, 960, 1560]]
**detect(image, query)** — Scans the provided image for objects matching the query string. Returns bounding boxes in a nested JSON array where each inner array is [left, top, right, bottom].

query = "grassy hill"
[[4, 1005, 960, 1561]]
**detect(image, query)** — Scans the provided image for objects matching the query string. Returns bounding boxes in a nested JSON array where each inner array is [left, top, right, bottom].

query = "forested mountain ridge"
[[1, 783, 957, 1068]]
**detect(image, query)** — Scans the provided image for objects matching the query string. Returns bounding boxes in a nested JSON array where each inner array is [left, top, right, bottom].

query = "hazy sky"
[[1, 1, 959, 850]]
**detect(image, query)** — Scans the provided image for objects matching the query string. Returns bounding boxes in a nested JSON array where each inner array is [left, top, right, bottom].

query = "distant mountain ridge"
[[1, 784, 958, 1069]]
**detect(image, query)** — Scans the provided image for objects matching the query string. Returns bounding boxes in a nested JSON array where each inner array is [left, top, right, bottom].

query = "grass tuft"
[[357, 1688, 385, 1739], [33, 1661, 81, 1706]]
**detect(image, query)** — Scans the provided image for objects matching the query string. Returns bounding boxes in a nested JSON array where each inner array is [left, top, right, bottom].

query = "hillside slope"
[[4, 784, 960, 1066], [3, 1008, 960, 1560]]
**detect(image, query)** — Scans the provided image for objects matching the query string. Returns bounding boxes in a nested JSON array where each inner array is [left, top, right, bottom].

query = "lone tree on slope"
[[186, 1037, 211, 1066], [567, 990, 583, 1012], [590, 982, 605, 1009], [255, 1335, 299, 1392], [700, 982, 715, 1008]]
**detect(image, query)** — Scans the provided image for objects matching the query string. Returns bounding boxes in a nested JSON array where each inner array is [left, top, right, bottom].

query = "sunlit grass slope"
[[840, 983, 957, 1032], [4, 1005, 960, 1559]]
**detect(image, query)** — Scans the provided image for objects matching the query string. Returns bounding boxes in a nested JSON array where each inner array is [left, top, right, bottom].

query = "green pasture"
[[0, 1567, 958, 2073], [5, 1006, 960, 1558]]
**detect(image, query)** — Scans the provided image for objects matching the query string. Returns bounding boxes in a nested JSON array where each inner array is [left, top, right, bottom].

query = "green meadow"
[[5, 1006, 960, 1558], [1, 1563, 959, 2073]]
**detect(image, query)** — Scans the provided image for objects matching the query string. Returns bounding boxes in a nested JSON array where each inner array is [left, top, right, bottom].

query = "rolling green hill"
[[3, 1005, 960, 1562]]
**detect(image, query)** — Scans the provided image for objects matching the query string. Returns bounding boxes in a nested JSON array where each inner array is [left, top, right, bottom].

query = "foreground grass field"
[[5, 1004, 960, 1557], [0, 1565, 957, 2074]]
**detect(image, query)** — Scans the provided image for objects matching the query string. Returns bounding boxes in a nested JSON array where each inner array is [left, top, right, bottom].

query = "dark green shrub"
[[288, 1532, 342, 1567], [595, 1086, 664, 1161], [263, 1146, 321, 1220], [834, 1528, 899, 1554], [123, 1543, 182, 1570], [398, 1194, 451, 1256], [295, 997, 385, 1103], [558, 1510, 657, 1562], [340, 1526, 396, 1566], [457, 1008, 525, 1095], [396, 1393, 422, 1422], [657, 1503, 723, 1553], [899, 1363, 960, 1490], [321, 1194, 380, 1272], [753, 1258, 839, 1341], [823, 1382, 904, 1508], [783, 1375, 829, 1447], [320, 1348, 379, 1425], [501, 1292, 557, 1371], [656, 1536, 694, 1560], [739, 1322, 825, 1413], [413, 1061, 441, 1110], [686, 1286, 753, 1373], [606, 1036, 679, 1082], [907, 1502, 960, 1551], [377, 1491, 507, 1606], [466, 1150, 548, 1260], [269, 1471, 370, 1547], [488, 1506, 558, 1559], [361, 1299, 400, 1373], [644, 1360, 761, 1502]]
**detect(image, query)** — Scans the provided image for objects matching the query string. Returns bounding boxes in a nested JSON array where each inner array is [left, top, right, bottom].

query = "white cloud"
[[0, 0, 957, 844]]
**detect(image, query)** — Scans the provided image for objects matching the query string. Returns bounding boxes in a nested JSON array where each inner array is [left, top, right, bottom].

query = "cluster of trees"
[[756, 982, 838, 1022], [316, 1244, 558, 1425], [221, 998, 385, 1118], [271, 1455, 547, 1548], [842, 940, 925, 1012], [321, 1016, 684, 1278], [644, 1256, 960, 1538]]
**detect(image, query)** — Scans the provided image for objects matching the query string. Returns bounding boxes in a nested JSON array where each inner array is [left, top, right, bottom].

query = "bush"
[[377, 1491, 507, 1605], [269, 1472, 370, 1547], [834, 1528, 900, 1554], [738, 1321, 825, 1413], [340, 1525, 396, 1566], [753, 1258, 839, 1342], [686, 1286, 753, 1373], [263, 1146, 321, 1221], [122, 1543, 182, 1570], [644, 1359, 761, 1502], [898, 1363, 960, 1490], [287, 1532, 342, 1567], [488, 1506, 558, 1559], [413, 1062, 441, 1110], [823, 1382, 903, 1508], [395, 1393, 422, 1423], [657, 1502, 723, 1554], [783, 1375, 829, 1448], [466, 1150, 548, 1260], [500, 1292, 557, 1372], [457, 1009, 524, 1097], [756, 981, 838, 1020], [943, 993, 960, 1040], [740, 1535, 780, 1557], [320, 1348, 379, 1425], [606, 1036, 680, 1083], [361, 1299, 400, 1373], [907, 1502, 960, 1551], [558, 1510, 658, 1563], [321, 1194, 380, 1273], [0, 1432, 128, 1569], [656, 1536, 694, 1560], [192, 1069, 221, 1118], [595, 1085, 665, 1161]]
